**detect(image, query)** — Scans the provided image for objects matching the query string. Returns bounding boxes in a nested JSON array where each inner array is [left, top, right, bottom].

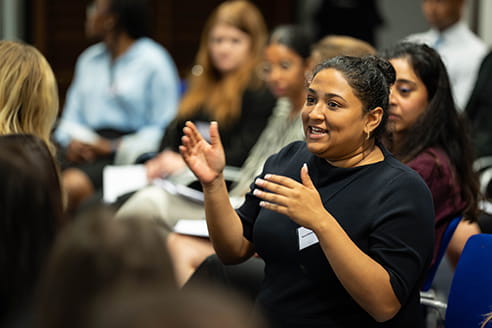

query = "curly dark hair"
[[311, 55, 395, 139]]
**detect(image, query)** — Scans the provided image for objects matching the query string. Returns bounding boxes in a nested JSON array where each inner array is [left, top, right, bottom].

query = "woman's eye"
[[306, 95, 316, 105], [280, 62, 291, 70], [211, 37, 222, 44], [398, 87, 412, 95], [327, 101, 339, 108], [262, 64, 272, 74]]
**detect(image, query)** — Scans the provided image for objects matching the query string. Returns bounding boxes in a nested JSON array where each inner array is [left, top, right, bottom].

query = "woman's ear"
[[365, 106, 383, 135]]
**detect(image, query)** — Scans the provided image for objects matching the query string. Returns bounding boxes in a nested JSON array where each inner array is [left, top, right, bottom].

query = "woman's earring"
[[365, 130, 371, 141]]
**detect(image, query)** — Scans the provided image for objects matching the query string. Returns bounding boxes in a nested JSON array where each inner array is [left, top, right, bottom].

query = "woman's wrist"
[[201, 173, 226, 192]]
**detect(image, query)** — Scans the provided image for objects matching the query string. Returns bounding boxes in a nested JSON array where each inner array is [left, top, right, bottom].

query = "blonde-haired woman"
[[0, 40, 59, 154], [116, 0, 275, 224]]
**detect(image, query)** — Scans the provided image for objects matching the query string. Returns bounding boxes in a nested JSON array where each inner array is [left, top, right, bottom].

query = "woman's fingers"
[[209, 121, 223, 149], [300, 163, 315, 188], [184, 121, 203, 145], [256, 174, 298, 190]]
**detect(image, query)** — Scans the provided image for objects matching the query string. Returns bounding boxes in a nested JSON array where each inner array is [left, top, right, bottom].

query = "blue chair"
[[421, 215, 462, 292], [421, 233, 492, 327], [445, 233, 492, 327]]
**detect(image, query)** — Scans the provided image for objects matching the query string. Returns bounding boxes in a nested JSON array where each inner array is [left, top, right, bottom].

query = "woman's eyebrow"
[[395, 78, 417, 86], [306, 88, 346, 101]]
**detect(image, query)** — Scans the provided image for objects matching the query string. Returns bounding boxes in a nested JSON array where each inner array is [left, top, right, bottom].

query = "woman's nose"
[[308, 103, 324, 119], [268, 66, 281, 81], [389, 88, 397, 106]]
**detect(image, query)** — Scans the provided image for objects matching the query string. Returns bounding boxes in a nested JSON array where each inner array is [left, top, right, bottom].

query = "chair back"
[[445, 233, 492, 328], [421, 215, 462, 292]]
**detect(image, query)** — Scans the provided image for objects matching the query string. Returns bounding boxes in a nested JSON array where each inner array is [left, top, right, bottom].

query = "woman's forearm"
[[202, 174, 253, 263], [314, 217, 401, 322]]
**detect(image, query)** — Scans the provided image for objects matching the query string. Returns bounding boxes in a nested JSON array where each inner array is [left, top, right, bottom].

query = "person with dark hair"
[[54, 0, 180, 214], [0, 134, 65, 327], [35, 206, 176, 328], [179, 55, 434, 327], [381, 42, 481, 269], [466, 51, 492, 159], [465, 51, 492, 234], [180, 34, 377, 299]]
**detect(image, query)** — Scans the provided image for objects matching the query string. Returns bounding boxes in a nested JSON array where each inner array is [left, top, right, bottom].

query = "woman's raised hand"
[[179, 121, 226, 185]]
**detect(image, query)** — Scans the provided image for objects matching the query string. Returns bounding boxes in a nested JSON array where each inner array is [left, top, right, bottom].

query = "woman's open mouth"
[[308, 126, 328, 138]]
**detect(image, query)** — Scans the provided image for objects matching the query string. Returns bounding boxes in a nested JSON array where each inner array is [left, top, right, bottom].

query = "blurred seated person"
[[35, 205, 176, 328], [465, 50, 492, 159], [115, 0, 275, 225], [0, 41, 65, 326], [54, 0, 180, 214], [381, 42, 481, 269], [0, 40, 59, 154], [405, 0, 488, 110]]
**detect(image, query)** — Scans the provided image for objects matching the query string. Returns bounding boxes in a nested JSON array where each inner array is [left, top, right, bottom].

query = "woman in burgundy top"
[[382, 42, 481, 268]]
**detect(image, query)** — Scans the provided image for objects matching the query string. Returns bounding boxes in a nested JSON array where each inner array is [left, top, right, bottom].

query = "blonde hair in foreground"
[[0, 40, 59, 154]]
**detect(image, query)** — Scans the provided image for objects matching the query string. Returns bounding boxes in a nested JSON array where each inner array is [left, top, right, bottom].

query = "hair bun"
[[367, 55, 396, 87]]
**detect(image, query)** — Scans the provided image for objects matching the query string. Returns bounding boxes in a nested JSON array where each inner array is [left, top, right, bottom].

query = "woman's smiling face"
[[301, 68, 371, 162]]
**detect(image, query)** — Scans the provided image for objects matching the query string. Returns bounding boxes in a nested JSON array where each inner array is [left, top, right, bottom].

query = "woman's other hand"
[[179, 121, 225, 185], [253, 164, 328, 229]]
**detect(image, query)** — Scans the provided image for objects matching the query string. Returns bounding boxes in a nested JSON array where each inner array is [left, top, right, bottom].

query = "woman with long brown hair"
[[116, 0, 276, 225], [145, 0, 275, 179], [381, 42, 481, 268]]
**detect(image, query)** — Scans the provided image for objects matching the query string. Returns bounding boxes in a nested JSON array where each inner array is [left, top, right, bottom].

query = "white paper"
[[298, 226, 319, 250], [103, 165, 148, 203], [152, 178, 204, 204], [173, 219, 209, 237]]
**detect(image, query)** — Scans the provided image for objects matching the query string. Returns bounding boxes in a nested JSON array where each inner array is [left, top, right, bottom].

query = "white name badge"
[[298, 227, 319, 250]]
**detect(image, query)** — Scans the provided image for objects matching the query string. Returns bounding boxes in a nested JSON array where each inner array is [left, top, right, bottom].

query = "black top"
[[159, 87, 276, 167], [237, 141, 435, 328], [465, 51, 492, 158]]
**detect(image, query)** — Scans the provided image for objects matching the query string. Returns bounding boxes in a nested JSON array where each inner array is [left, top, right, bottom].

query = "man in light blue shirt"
[[405, 0, 488, 111], [54, 0, 180, 213]]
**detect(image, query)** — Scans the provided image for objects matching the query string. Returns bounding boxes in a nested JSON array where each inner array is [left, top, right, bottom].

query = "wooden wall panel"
[[25, 0, 296, 109]]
